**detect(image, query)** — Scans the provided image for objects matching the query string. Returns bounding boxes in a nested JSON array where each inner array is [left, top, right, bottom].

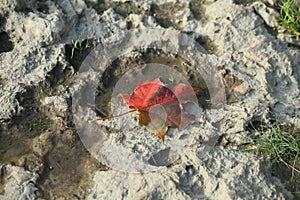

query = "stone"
[[32, 131, 53, 157], [41, 93, 70, 118], [0, 165, 39, 199], [1, 0, 299, 199]]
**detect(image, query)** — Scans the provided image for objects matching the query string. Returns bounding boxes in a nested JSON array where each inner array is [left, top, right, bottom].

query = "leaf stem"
[[88, 109, 137, 124]]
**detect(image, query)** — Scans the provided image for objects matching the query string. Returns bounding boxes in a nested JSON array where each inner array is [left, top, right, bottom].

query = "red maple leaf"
[[90, 78, 198, 142]]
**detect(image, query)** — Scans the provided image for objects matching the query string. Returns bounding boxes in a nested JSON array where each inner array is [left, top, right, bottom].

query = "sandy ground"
[[0, 0, 300, 199]]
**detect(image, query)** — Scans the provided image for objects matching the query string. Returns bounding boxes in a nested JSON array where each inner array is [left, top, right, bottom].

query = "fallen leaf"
[[90, 78, 198, 142], [119, 78, 198, 142]]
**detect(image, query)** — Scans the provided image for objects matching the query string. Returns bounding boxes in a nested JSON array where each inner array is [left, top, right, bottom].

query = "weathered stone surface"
[[0, 165, 39, 199], [87, 149, 292, 200], [0, 0, 66, 120], [32, 131, 53, 157], [0, 0, 299, 199]]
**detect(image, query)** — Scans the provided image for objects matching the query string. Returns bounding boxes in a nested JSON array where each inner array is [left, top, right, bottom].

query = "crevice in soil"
[[36, 1, 49, 14], [233, 0, 258, 6], [0, 32, 14, 53], [65, 39, 98, 71], [195, 35, 217, 54], [95, 48, 211, 118]]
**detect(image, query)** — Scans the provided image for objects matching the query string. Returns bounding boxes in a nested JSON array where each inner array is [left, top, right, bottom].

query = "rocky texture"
[[0, 0, 66, 120], [0, 0, 299, 199], [88, 149, 292, 200], [0, 165, 39, 200], [32, 131, 53, 157]]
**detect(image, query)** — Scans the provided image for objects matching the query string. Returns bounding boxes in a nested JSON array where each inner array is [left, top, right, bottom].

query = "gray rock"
[[1, 0, 299, 199], [253, 1, 279, 28], [0, 165, 39, 200], [41, 93, 70, 118], [0, 0, 66, 120], [32, 131, 53, 157], [87, 148, 293, 200]]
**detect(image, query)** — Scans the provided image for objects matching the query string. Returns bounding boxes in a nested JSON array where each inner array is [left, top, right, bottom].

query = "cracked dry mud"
[[0, 0, 300, 199]]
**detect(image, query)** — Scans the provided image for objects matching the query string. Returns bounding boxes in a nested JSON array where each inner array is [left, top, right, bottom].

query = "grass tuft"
[[278, 0, 300, 40], [71, 39, 90, 59], [254, 122, 300, 176]]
